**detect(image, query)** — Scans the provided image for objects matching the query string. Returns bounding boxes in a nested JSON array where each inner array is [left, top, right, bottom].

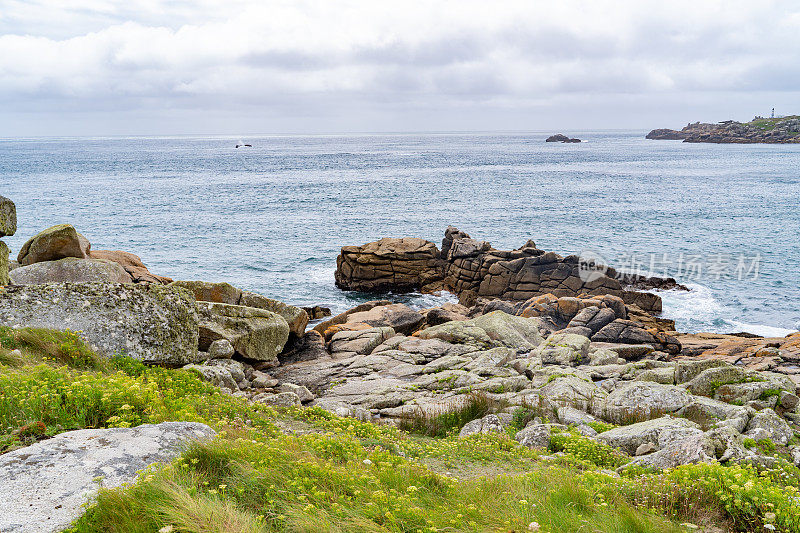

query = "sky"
[[1, 0, 799, 136]]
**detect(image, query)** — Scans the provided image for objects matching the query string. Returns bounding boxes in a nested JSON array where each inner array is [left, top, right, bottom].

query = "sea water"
[[1, 131, 798, 335]]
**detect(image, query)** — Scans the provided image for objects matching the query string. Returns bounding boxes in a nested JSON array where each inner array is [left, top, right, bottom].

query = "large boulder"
[[418, 311, 543, 350], [90, 250, 172, 284], [597, 416, 702, 455], [329, 327, 395, 355], [0, 422, 215, 533], [197, 301, 289, 364], [536, 332, 590, 365], [0, 195, 16, 237], [0, 283, 200, 365], [17, 224, 91, 266], [744, 408, 794, 446], [335, 237, 443, 292], [459, 414, 505, 437], [599, 381, 692, 424], [342, 303, 424, 335], [9, 257, 133, 285], [170, 281, 308, 338]]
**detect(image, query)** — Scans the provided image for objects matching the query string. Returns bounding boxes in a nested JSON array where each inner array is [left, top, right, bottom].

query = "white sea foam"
[[656, 283, 797, 336]]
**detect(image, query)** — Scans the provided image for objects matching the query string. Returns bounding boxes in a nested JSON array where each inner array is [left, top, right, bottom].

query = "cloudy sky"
[[1, 0, 799, 135]]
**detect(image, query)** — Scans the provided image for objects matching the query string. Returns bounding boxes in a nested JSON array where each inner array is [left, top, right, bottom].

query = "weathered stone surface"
[[278, 382, 315, 403], [329, 327, 395, 355], [515, 423, 567, 449], [677, 396, 751, 431], [629, 431, 717, 470], [90, 250, 172, 284], [0, 283, 200, 365], [17, 224, 91, 266], [600, 381, 692, 424], [540, 375, 604, 412], [313, 300, 393, 336], [0, 241, 8, 286], [344, 303, 424, 335], [171, 281, 308, 337], [279, 330, 328, 364], [684, 366, 762, 397], [184, 363, 238, 391], [252, 391, 301, 407], [536, 333, 590, 366], [197, 301, 289, 364], [0, 422, 215, 533], [459, 414, 505, 437], [597, 416, 701, 455], [208, 338, 235, 359], [335, 237, 443, 292], [0, 195, 16, 237], [418, 311, 543, 350], [744, 408, 793, 446], [10, 257, 133, 285]]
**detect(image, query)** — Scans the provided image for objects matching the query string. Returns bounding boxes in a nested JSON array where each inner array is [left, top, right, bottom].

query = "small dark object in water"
[[235, 144, 253, 148]]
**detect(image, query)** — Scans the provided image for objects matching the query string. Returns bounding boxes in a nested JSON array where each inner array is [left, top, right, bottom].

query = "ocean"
[[1, 131, 798, 336]]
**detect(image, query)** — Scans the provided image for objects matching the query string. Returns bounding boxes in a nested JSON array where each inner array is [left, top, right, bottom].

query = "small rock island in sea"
[[647, 114, 800, 143]]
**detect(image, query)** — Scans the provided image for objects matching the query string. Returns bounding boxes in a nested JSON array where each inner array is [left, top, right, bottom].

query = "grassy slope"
[[749, 115, 800, 132], [2, 327, 800, 532]]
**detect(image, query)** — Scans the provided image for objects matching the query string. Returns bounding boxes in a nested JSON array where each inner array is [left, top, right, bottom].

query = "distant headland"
[[647, 115, 800, 144]]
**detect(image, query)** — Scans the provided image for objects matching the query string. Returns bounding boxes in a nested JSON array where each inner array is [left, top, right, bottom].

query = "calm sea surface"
[[1, 132, 798, 335]]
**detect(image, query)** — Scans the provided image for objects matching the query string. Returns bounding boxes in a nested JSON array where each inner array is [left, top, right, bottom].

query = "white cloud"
[[0, 0, 799, 134]]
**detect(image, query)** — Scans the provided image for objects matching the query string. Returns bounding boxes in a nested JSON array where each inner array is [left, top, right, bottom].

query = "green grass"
[[396, 393, 494, 437], [3, 327, 800, 532]]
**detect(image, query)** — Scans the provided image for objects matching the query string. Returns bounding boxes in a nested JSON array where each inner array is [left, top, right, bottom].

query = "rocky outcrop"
[[335, 227, 665, 314], [17, 224, 91, 266], [170, 280, 308, 339], [647, 116, 800, 144], [10, 257, 133, 285], [90, 250, 172, 284], [545, 134, 581, 143], [0, 283, 201, 365], [334, 238, 443, 293], [197, 301, 290, 365], [0, 422, 215, 533], [0, 241, 8, 286]]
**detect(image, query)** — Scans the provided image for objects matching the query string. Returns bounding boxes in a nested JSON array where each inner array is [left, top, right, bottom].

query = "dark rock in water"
[[646, 128, 687, 140], [546, 134, 569, 142], [564, 138, 581, 143], [17, 224, 91, 266]]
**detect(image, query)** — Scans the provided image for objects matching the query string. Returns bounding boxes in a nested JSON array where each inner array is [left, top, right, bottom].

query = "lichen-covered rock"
[[17, 224, 91, 266], [418, 311, 543, 350], [197, 301, 289, 364], [0, 422, 214, 533], [744, 408, 794, 446], [10, 257, 133, 285], [536, 332, 590, 365], [459, 414, 505, 437], [277, 382, 315, 403], [540, 375, 604, 412], [600, 381, 692, 424], [329, 327, 395, 355], [628, 431, 717, 470], [596, 416, 701, 455], [0, 195, 16, 237], [0, 283, 200, 365], [0, 241, 8, 286], [342, 303, 424, 335], [184, 363, 239, 391], [677, 396, 751, 432], [684, 366, 762, 397], [515, 423, 567, 449], [208, 338, 235, 359]]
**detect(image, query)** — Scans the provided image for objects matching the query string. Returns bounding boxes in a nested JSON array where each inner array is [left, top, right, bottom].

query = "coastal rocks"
[[332, 303, 424, 335], [334, 237, 443, 293], [9, 257, 133, 285], [536, 332, 590, 366], [647, 117, 800, 144], [545, 134, 581, 143], [596, 416, 701, 455], [0, 422, 215, 533], [0, 195, 16, 237], [208, 338, 235, 359], [599, 381, 692, 424], [17, 224, 91, 266], [744, 409, 793, 446], [516, 423, 567, 449], [418, 311, 543, 350], [0, 282, 200, 365], [170, 280, 308, 338], [279, 331, 328, 364], [90, 250, 172, 284], [459, 414, 504, 437], [0, 241, 8, 286], [329, 327, 395, 355], [197, 302, 289, 364]]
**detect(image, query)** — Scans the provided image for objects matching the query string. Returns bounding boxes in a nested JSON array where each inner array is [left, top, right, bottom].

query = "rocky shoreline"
[[2, 196, 800, 530], [647, 115, 800, 144]]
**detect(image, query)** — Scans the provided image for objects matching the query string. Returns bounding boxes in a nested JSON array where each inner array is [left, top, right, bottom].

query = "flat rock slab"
[[0, 422, 215, 533]]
